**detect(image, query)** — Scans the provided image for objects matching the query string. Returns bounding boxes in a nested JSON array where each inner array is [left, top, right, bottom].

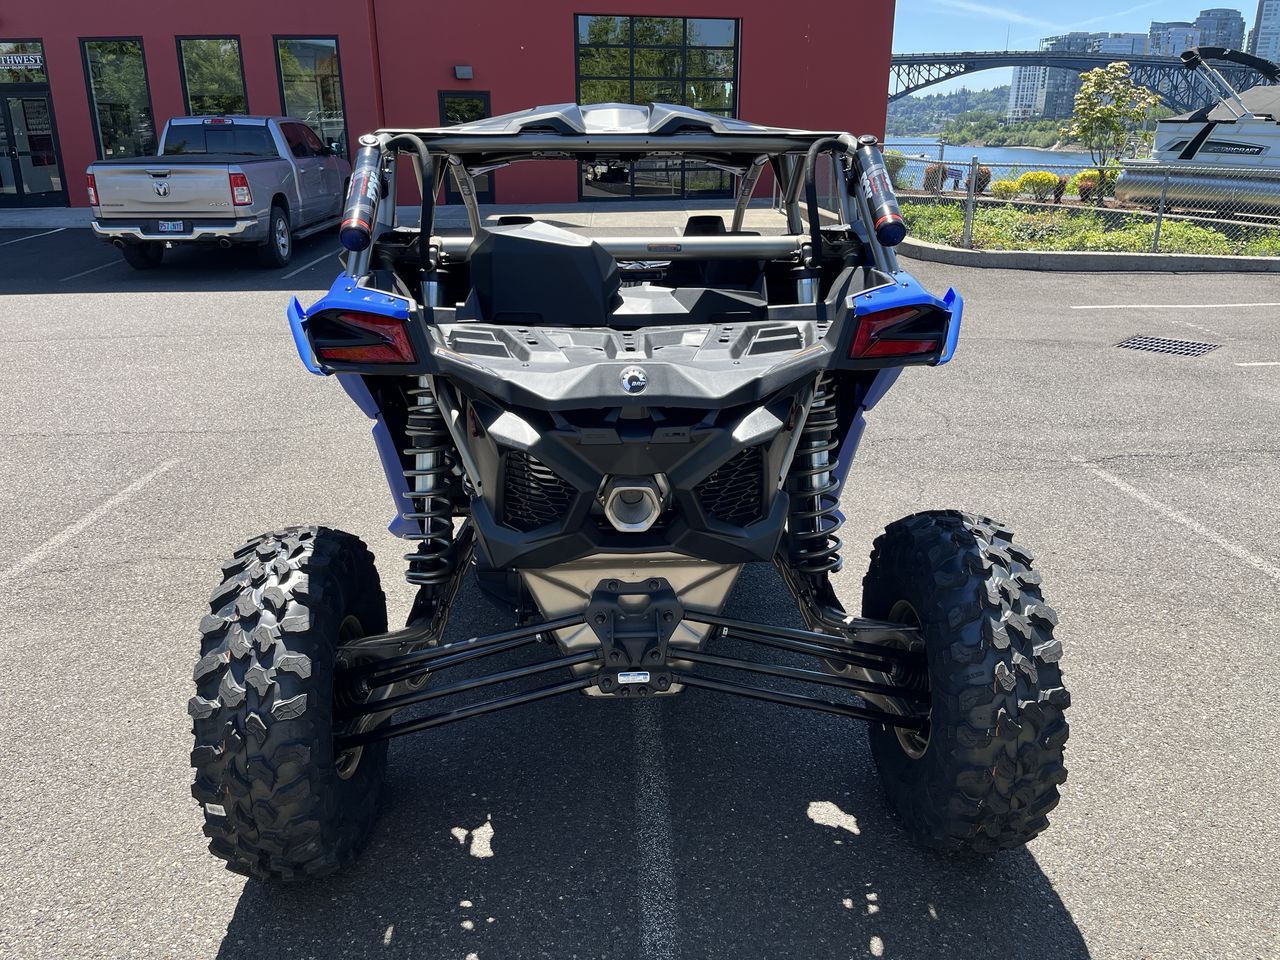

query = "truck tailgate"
[[92, 161, 236, 218]]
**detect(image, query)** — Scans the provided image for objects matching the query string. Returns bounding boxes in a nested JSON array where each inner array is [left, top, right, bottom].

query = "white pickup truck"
[[87, 116, 351, 269]]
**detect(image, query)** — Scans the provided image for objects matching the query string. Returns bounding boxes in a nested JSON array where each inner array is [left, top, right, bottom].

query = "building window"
[[439, 90, 495, 203], [575, 15, 739, 199], [0, 40, 48, 83], [178, 38, 248, 115], [82, 39, 156, 159], [275, 37, 347, 157]]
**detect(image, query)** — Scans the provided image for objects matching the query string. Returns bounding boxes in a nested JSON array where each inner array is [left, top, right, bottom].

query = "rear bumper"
[[91, 217, 265, 244]]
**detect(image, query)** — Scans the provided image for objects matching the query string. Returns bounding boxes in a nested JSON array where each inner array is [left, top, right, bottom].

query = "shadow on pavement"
[[0, 218, 661, 297], [214, 563, 1088, 960], [0, 227, 348, 296]]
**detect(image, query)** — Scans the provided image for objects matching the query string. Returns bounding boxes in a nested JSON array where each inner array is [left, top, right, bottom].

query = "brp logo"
[[620, 366, 648, 395], [153, 181, 170, 197]]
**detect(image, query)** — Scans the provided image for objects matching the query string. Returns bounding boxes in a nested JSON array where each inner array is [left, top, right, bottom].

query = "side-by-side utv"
[[189, 103, 1069, 880]]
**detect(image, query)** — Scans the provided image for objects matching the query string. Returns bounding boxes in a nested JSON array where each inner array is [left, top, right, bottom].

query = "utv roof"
[[375, 102, 849, 162]]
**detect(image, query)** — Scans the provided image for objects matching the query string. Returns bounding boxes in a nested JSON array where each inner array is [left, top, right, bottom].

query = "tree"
[[181, 39, 247, 115], [1065, 63, 1160, 172]]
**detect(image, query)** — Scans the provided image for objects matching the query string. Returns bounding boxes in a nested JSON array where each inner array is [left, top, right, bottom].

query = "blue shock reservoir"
[[852, 135, 907, 248], [339, 144, 383, 252]]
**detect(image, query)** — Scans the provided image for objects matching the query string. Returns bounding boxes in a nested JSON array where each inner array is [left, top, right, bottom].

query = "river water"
[[885, 140, 1097, 170]]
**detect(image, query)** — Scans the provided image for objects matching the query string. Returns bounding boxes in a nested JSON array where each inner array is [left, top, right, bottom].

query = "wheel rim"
[[886, 600, 932, 759], [333, 615, 366, 780], [275, 217, 290, 258]]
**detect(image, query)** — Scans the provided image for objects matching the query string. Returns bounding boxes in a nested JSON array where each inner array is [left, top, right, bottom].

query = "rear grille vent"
[[1115, 335, 1220, 357], [502, 451, 575, 532], [696, 445, 766, 526]]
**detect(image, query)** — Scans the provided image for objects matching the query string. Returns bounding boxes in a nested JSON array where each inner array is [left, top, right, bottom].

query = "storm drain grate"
[[1115, 335, 1220, 358]]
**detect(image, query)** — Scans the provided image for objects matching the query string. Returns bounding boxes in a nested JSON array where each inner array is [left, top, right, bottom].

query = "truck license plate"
[[157, 220, 185, 233]]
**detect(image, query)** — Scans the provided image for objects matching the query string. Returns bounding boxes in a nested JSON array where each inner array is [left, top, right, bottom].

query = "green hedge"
[[900, 202, 1280, 257]]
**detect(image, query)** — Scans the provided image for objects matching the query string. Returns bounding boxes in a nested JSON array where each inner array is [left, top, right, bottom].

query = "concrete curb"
[[897, 237, 1280, 273]]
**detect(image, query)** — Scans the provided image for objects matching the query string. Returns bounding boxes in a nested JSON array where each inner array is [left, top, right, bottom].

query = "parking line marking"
[[633, 700, 677, 960], [0, 227, 65, 247], [1070, 302, 1280, 311], [60, 261, 119, 282], [1079, 461, 1280, 583], [0, 460, 178, 587], [282, 250, 338, 280], [1235, 361, 1280, 367]]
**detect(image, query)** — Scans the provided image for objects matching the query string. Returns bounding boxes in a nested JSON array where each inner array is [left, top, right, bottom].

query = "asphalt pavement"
[[0, 224, 1277, 960]]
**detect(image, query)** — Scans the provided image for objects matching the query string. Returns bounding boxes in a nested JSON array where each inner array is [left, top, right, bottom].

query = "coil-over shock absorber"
[[402, 376, 455, 589], [786, 374, 844, 577]]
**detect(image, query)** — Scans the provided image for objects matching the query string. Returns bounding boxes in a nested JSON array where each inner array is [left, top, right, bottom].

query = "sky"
[[891, 0, 1235, 92]]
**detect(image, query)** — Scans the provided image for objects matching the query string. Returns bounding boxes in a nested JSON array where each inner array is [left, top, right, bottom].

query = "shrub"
[[883, 150, 908, 190], [1016, 171, 1060, 202], [1239, 231, 1280, 257], [966, 165, 992, 195], [1101, 162, 1122, 195], [1070, 171, 1100, 201], [899, 200, 1265, 258], [900, 201, 966, 245], [922, 163, 946, 192], [991, 179, 1020, 200]]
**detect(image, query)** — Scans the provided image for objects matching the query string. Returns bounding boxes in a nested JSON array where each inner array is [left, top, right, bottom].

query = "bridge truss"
[[889, 51, 1274, 112]]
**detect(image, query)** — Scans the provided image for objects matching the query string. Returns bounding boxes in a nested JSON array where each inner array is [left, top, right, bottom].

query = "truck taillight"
[[87, 173, 98, 206], [849, 306, 939, 359], [229, 172, 253, 206], [310, 311, 416, 364]]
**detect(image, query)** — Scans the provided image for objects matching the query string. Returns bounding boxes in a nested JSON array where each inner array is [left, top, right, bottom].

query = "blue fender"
[[285, 275, 414, 377], [285, 279, 420, 538], [336, 374, 419, 539], [830, 271, 964, 504], [286, 297, 324, 376]]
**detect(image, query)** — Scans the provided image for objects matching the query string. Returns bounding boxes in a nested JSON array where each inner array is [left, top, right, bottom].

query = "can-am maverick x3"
[[189, 102, 1070, 880]]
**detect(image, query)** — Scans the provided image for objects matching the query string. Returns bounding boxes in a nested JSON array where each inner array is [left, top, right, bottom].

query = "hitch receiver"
[[586, 578, 682, 696]]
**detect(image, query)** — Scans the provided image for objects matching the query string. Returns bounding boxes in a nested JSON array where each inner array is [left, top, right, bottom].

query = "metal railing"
[[884, 149, 1280, 257]]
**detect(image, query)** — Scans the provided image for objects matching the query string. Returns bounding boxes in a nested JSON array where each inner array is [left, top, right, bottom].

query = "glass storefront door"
[[1, 41, 66, 206], [0, 91, 66, 206]]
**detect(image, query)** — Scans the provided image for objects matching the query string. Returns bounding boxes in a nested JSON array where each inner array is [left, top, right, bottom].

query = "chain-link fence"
[[884, 146, 1280, 258]]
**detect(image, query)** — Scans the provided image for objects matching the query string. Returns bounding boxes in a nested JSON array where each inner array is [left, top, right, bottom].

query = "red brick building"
[[0, 2, 897, 207]]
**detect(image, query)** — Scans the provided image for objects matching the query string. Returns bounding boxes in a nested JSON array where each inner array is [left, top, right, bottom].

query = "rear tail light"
[[87, 173, 98, 206], [310, 311, 415, 364], [229, 172, 253, 206], [850, 306, 939, 360]]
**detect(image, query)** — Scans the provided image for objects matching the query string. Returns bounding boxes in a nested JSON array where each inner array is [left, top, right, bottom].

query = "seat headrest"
[[467, 222, 622, 324], [684, 215, 727, 236]]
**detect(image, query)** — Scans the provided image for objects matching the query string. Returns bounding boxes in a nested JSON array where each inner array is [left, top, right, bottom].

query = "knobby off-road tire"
[[190, 526, 388, 880], [862, 510, 1069, 855]]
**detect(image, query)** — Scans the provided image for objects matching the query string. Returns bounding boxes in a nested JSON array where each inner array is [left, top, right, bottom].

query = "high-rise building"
[[1149, 21, 1202, 56], [1040, 32, 1105, 119], [1093, 32, 1149, 55], [1007, 65, 1049, 121], [1195, 8, 1247, 49], [1250, 1, 1280, 60]]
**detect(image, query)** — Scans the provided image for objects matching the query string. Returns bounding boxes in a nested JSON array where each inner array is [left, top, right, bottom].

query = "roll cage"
[[342, 102, 901, 286]]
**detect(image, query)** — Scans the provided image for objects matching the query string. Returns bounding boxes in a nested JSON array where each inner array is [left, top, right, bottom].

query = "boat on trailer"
[[1117, 47, 1280, 213]]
